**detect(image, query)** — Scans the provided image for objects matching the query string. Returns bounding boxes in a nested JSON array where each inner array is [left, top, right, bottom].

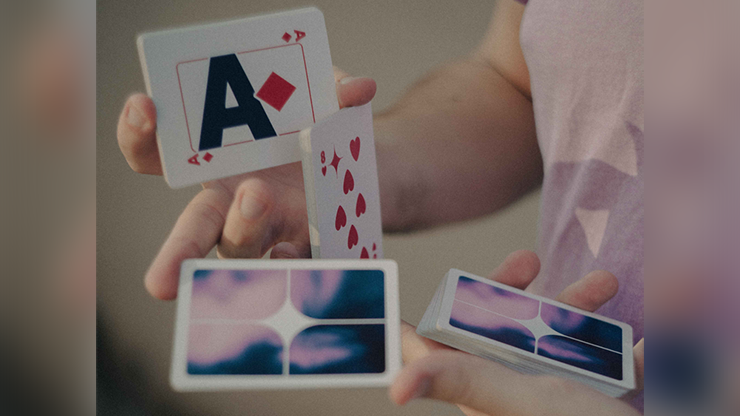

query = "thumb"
[[390, 350, 640, 416], [217, 178, 275, 259], [333, 66, 376, 108]]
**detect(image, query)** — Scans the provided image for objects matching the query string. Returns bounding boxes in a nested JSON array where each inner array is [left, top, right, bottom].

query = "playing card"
[[417, 269, 635, 397], [171, 259, 400, 391], [299, 103, 383, 259], [138, 7, 338, 188]]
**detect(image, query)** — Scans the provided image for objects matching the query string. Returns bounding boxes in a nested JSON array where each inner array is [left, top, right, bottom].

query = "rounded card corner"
[[169, 373, 186, 392], [164, 174, 188, 189], [305, 6, 325, 19], [136, 33, 149, 48], [382, 259, 398, 272], [447, 268, 463, 277], [179, 259, 198, 272]]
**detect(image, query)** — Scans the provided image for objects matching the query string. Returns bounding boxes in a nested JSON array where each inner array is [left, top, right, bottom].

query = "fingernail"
[[273, 243, 300, 259], [339, 76, 363, 85], [240, 194, 267, 220], [126, 104, 147, 129], [408, 377, 431, 402]]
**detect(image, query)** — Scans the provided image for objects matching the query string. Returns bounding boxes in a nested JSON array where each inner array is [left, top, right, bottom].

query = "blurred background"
[[1, 0, 95, 415], [96, 1, 539, 415]]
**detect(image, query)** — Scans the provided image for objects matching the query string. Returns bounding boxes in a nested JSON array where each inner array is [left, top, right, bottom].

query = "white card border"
[[171, 259, 400, 391]]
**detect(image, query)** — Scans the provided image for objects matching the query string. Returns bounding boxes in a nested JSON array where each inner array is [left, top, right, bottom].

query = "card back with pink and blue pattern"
[[417, 269, 635, 397], [171, 259, 400, 391]]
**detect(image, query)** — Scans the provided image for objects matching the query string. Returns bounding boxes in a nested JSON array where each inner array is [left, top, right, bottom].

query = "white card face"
[[138, 7, 338, 188], [435, 270, 635, 390], [171, 259, 401, 391], [300, 103, 383, 259]]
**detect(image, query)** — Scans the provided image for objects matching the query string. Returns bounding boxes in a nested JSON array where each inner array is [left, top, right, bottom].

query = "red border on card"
[[175, 43, 315, 153]]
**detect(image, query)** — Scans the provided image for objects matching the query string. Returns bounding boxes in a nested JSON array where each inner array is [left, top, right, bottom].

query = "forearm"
[[376, 58, 542, 232]]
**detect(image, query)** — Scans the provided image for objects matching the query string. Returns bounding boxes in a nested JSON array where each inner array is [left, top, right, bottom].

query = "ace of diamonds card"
[[138, 7, 338, 188]]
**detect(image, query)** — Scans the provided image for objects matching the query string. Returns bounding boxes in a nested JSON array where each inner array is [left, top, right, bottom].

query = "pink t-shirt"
[[516, 0, 643, 407], [517, 0, 643, 340]]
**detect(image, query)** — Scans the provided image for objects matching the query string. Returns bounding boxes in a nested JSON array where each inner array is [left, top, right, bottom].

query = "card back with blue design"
[[417, 269, 635, 397], [171, 259, 400, 391]]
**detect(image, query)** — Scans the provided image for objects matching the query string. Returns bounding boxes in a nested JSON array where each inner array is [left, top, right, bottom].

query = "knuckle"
[[118, 135, 152, 174], [220, 228, 256, 254], [125, 134, 152, 161], [188, 198, 227, 233], [236, 179, 272, 205], [215, 242, 238, 259], [127, 139, 149, 160], [222, 196, 269, 255], [171, 236, 207, 260]]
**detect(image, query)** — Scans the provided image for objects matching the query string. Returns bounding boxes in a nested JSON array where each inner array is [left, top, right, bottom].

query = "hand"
[[392, 250, 645, 416], [117, 68, 376, 299]]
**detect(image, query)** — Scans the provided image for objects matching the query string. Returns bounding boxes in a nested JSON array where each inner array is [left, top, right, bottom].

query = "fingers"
[[555, 270, 619, 312], [117, 93, 162, 175], [390, 351, 548, 414], [487, 249, 541, 289], [216, 162, 312, 260], [270, 242, 302, 259], [389, 351, 542, 413], [333, 66, 376, 109], [144, 187, 231, 300], [487, 250, 617, 312], [217, 178, 274, 259], [390, 351, 641, 416], [400, 251, 539, 367]]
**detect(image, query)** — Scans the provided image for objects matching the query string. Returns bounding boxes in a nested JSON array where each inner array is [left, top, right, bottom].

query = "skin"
[[116, 0, 643, 413], [118, 69, 376, 300], [117, 1, 537, 300]]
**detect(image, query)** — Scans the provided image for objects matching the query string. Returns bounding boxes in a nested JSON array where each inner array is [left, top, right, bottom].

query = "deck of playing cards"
[[300, 103, 383, 259], [138, 7, 338, 188], [171, 259, 400, 391], [417, 269, 636, 397]]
